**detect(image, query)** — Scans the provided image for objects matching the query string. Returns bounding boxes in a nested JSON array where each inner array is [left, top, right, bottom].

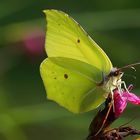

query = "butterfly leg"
[[110, 89, 115, 112], [110, 81, 124, 113], [120, 81, 129, 93]]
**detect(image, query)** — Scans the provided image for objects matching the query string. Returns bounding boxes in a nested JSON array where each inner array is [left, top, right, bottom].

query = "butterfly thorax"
[[102, 68, 124, 94]]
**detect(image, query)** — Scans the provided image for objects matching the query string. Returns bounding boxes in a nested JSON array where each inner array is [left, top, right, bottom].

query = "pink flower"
[[114, 85, 140, 117], [22, 29, 45, 57]]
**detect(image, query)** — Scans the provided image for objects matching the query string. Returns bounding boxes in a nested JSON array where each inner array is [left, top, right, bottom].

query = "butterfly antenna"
[[131, 67, 136, 71], [118, 62, 140, 71]]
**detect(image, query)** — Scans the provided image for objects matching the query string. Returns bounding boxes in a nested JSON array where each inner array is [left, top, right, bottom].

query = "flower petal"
[[114, 91, 127, 117], [122, 92, 140, 105], [113, 88, 140, 117]]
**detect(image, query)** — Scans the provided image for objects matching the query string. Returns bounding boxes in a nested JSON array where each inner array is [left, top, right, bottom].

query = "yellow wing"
[[44, 9, 113, 75], [40, 57, 106, 113]]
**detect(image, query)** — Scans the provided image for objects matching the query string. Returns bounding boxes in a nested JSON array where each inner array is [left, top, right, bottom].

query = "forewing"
[[44, 9, 113, 75]]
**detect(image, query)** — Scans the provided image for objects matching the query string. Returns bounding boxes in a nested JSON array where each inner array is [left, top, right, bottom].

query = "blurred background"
[[0, 0, 140, 140]]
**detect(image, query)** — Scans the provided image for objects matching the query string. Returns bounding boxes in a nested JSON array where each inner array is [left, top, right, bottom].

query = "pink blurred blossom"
[[22, 29, 45, 57], [114, 86, 140, 117]]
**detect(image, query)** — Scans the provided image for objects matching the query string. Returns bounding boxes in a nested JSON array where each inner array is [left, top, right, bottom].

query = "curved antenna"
[[117, 62, 140, 71]]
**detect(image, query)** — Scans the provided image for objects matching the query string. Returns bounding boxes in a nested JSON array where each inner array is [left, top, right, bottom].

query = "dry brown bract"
[[87, 94, 140, 140]]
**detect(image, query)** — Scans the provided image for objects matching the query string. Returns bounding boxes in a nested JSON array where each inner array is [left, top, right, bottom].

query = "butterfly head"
[[103, 68, 124, 92], [109, 68, 124, 80], [108, 62, 140, 85]]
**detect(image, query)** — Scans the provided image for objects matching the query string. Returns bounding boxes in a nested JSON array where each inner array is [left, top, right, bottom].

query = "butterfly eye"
[[113, 71, 119, 76]]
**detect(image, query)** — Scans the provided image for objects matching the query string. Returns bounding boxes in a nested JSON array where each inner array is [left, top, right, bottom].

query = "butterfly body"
[[102, 69, 123, 93], [40, 9, 123, 113]]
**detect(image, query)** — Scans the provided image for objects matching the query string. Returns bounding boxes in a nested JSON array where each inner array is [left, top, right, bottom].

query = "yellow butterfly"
[[40, 10, 125, 113]]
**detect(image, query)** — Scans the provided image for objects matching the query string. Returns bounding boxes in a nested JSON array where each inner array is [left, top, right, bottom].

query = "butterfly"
[[40, 9, 138, 113]]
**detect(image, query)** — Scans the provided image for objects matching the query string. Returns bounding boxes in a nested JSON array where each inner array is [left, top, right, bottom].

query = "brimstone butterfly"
[[40, 9, 125, 113]]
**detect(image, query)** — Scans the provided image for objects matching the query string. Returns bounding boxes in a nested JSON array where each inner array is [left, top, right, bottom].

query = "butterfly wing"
[[40, 57, 106, 113], [41, 10, 113, 113], [44, 9, 113, 75]]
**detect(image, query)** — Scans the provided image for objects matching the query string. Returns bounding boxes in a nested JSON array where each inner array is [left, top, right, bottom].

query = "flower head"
[[114, 85, 140, 117], [22, 29, 45, 56]]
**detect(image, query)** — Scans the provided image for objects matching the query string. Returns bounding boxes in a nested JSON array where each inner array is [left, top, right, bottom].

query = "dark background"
[[0, 0, 140, 140]]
